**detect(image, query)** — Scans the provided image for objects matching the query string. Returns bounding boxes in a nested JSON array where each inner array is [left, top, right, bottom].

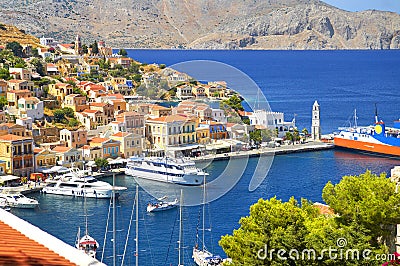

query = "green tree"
[[221, 94, 244, 112], [323, 170, 400, 247], [91, 41, 99, 55], [0, 68, 10, 80], [30, 58, 45, 76], [53, 109, 66, 123], [82, 44, 88, 54], [249, 130, 262, 146], [95, 158, 109, 169], [0, 96, 8, 110], [68, 118, 79, 127], [6, 41, 24, 57], [118, 48, 128, 56]]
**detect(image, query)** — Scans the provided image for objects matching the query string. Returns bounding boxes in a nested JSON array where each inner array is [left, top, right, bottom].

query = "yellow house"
[[34, 148, 56, 171], [145, 114, 198, 150], [110, 132, 142, 158], [0, 134, 34, 177], [48, 83, 73, 102]]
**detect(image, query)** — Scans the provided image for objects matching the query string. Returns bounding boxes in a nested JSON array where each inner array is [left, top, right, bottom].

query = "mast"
[[202, 174, 205, 251], [374, 103, 379, 123], [178, 189, 183, 266], [354, 109, 358, 128], [135, 185, 139, 266], [112, 173, 116, 266]]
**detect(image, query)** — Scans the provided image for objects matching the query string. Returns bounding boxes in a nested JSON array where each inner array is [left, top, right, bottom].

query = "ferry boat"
[[125, 157, 206, 186], [42, 168, 126, 198], [334, 110, 400, 157]]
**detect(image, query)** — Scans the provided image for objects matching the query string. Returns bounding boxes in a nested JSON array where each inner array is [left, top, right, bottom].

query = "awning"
[[86, 161, 96, 167], [42, 166, 69, 174]]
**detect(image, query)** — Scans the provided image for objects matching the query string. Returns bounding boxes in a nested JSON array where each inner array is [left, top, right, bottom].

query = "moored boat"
[[334, 110, 400, 157], [42, 168, 126, 198], [0, 192, 39, 209], [125, 156, 206, 186], [147, 196, 178, 212]]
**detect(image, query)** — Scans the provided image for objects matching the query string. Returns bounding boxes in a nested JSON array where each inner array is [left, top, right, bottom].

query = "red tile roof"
[[51, 146, 72, 153], [111, 132, 131, 137], [0, 134, 31, 142], [0, 220, 76, 265], [90, 137, 108, 143], [0, 209, 104, 266]]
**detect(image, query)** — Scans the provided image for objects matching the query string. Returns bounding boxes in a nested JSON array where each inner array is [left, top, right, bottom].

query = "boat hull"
[[193, 248, 223, 266], [125, 168, 203, 186], [42, 187, 115, 199], [334, 137, 400, 157]]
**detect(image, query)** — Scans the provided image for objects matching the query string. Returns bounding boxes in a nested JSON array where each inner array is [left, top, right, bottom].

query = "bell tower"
[[312, 100, 321, 140], [75, 35, 82, 55]]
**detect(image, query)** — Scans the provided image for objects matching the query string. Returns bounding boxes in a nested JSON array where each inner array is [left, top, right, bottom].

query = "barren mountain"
[[1, 0, 399, 49]]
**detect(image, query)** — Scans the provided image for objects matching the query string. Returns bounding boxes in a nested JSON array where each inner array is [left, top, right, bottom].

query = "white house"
[[17, 97, 44, 120], [248, 110, 296, 138], [16, 117, 33, 130], [212, 108, 227, 123]]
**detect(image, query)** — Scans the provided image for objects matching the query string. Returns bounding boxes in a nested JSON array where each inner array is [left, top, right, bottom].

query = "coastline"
[[193, 141, 334, 162]]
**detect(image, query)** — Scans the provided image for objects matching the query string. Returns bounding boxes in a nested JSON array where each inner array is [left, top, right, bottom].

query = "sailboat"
[[75, 181, 99, 258], [192, 176, 223, 266], [101, 173, 139, 266]]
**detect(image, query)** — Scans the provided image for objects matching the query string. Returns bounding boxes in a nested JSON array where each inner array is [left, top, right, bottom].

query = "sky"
[[322, 0, 400, 14]]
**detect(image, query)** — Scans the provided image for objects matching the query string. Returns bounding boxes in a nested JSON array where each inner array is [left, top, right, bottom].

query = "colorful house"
[[0, 134, 34, 177]]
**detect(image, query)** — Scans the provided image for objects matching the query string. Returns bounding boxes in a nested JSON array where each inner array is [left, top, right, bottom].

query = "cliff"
[[0, 0, 399, 49]]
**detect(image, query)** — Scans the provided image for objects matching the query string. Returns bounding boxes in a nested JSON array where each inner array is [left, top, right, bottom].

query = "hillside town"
[[0, 35, 302, 180]]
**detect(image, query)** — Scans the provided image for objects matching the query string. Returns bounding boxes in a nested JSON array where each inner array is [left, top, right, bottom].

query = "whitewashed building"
[[248, 110, 295, 138]]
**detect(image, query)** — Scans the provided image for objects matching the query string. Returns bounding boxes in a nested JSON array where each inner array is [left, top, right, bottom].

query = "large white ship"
[[125, 157, 207, 186]]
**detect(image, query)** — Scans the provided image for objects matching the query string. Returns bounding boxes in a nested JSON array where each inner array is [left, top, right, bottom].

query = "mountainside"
[[0, 23, 41, 47], [1, 0, 400, 49]]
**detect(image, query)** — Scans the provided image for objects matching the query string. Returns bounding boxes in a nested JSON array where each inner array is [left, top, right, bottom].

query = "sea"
[[12, 50, 400, 266]]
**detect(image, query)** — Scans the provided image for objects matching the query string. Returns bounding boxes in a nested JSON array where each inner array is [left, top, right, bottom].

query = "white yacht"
[[125, 157, 207, 186], [0, 192, 39, 209], [147, 196, 178, 213], [43, 168, 126, 199]]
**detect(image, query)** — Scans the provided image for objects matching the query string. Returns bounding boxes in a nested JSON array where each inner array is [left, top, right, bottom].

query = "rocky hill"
[[0, 23, 41, 47], [1, 0, 399, 49]]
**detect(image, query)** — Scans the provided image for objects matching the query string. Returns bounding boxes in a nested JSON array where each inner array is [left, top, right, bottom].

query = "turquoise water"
[[13, 50, 400, 265]]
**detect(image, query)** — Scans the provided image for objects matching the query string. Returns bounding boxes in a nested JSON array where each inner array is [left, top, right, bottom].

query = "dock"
[[192, 141, 334, 162]]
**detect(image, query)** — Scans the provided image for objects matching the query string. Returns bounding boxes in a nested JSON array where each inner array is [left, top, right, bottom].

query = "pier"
[[192, 141, 334, 162]]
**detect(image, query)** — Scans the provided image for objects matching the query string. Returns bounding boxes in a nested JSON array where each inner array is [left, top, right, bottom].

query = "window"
[[104, 148, 106, 154], [116, 147, 119, 153]]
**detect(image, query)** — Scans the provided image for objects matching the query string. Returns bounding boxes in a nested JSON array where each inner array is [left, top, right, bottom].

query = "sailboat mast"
[[135, 185, 139, 266], [202, 174, 205, 251], [178, 189, 183, 266], [112, 173, 116, 266]]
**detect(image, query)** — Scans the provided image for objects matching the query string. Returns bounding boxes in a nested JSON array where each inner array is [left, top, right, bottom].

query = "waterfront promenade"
[[193, 141, 334, 162]]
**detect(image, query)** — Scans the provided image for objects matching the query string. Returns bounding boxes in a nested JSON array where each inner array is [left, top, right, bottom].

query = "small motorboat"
[[76, 228, 99, 258], [0, 192, 39, 209], [147, 196, 178, 213]]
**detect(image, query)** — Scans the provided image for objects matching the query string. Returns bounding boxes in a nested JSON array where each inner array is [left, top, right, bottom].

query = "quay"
[[193, 141, 334, 162]]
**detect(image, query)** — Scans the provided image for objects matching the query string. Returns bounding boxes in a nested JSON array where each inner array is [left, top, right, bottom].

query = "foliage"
[[95, 158, 108, 169], [6, 41, 24, 57], [90, 41, 99, 54], [250, 129, 274, 145], [0, 96, 8, 110], [53, 107, 75, 123], [82, 44, 88, 54], [30, 58, 46, 76], [221, 94, 244, 112], [322, 170, 400, 246], [118, 48, 128, 56], [159, 64, 166, 69], [302, 128, 309, 136], [220, 170, 397, 265], [31, 48, 39, 58], [68, 118, 79, 127], [0, 68, 10, 80]]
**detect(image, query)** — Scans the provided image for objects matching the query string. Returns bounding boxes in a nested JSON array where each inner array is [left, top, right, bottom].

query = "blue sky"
[[322, 0, 400, 14]]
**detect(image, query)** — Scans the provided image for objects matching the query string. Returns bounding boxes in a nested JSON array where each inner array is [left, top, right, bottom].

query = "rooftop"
[[0, 134, 31, 142], [0, 209, 104, 266]]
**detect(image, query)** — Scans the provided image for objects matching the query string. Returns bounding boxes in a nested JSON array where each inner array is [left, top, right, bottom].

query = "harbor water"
[[12, 50, 400, 265]]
